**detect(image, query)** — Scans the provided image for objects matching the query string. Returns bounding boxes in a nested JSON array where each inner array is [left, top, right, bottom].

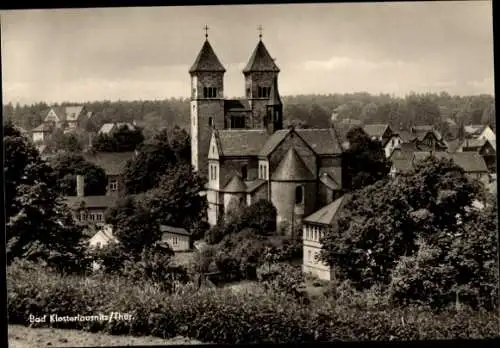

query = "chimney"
[[76, 175, 84, 197]]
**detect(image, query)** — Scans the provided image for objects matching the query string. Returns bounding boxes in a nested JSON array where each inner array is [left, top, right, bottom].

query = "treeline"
[[3, 92, 495, 136]]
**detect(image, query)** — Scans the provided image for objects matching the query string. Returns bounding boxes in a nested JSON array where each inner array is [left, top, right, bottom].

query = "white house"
[[32, 123, 53, 143], [302, 195, 348, 281], [89, 224, 117, 249], [98, 122, 137, 135]]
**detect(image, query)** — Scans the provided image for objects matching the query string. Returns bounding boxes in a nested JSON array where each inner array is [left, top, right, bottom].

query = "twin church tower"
[[189, 28, 283, 177]]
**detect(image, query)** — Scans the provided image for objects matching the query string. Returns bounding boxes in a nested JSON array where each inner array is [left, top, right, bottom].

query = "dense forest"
[[3, 92, 496, 138]]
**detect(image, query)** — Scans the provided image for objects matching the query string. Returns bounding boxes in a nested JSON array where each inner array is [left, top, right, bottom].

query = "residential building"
[[98, 122, 137, 135], [457, 137, 496, 173], [160, 225, 192, 252], [43, 105, 91, 130], [463, 124, 496, 143], [398, 126, 448, 152], [362, 124, 402, 158], [302, 195, 349, 281], [31, 123, 53, 143], [83, 151, 136, 196], [88, 224, 117, 249], [65, 175, 117, 225]]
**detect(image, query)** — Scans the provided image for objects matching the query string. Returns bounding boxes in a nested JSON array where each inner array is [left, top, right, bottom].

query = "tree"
[[344, 127, 392, 191], [106, 195, 162, 259], [49, 153, 107, 196], [146, 163, 207, 230], [4, 121, 87, 273], [46, 128, 83, 153], [92, 125, 144, 152], [319, 156, 482, 290], [123, 128, 192, 194]]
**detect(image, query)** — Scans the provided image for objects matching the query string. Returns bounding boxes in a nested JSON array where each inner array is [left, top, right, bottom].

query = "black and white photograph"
[[2, 1, 498, 347]]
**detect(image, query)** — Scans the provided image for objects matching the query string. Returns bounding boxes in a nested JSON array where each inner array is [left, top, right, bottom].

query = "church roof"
[[303, 195, 349, 225], [271, 147, 315, 182], [243, 40, 280, 73], [259, 129, 291, 157], [189, 40, 226, 73], [295, 128, 343, 155], [216, 129, 270, 157], [267, 76, 282, 106], [222, 175, 247, 193]]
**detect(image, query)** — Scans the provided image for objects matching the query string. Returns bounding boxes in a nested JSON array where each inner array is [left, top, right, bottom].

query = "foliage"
[[123, 128, 191, 194], [49, 152, 107, 196], [4, 121, 87, 273], [105, 195, 162, 259], [257, 263, 306, 298], [45, 128, 83, 153], [319, 156, 483, 291], [92, 125, 144, 152], [9, 263, 499, 343], [344, 126, 392, 190]]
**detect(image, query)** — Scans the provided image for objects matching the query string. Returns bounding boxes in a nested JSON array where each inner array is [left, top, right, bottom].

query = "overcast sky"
[[1, 1, 494, 105]]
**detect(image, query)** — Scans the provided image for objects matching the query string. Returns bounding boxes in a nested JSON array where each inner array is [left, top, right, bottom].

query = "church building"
[[189, 29, 347, 234]]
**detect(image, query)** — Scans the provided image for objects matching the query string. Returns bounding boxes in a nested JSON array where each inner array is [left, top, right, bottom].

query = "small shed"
[[160, 225, 192, 252]]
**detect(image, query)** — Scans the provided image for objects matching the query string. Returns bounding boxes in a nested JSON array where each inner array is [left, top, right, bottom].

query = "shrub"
[[7, 261, 500, 343]]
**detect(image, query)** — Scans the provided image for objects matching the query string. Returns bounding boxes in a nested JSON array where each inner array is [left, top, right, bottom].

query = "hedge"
[[7, 262, 499, 343]]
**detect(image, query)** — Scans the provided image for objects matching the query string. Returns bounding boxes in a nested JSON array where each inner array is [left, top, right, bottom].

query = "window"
[[203, 87, 217, 98], [257, 86, 271, 98], [230, 115, 245, 129], [246, 88, 250, 97], [241, 165, 247, 180], [275, 111, 280, 122], [89, 213, 95, 221], [295, 186, 303, 205], [173, 236, 178, 245], [96, 242, 101, 248], [96, 213, 103, 221], [208, 117, 213, 127], [192, 88, 196, 98], [192, 104, 196, 111], [109, 180, 118, 192]]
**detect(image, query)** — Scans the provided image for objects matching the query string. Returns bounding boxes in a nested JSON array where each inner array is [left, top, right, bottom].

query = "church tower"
[[265, 76, 283, 134], [189, 27, 226, 177], [243, 29, 280, 129]]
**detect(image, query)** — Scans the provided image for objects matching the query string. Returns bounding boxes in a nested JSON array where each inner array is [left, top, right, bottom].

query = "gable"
[[44, 109, 60, 122], [269, 130, 317, 177]]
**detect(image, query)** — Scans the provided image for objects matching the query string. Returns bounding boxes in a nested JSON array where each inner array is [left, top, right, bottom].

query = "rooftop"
[[271, 147, 315, 182], [303, 195, 349, 225]]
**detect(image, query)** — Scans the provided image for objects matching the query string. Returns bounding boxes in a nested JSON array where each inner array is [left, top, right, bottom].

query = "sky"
[[0, 1, 495, 105]]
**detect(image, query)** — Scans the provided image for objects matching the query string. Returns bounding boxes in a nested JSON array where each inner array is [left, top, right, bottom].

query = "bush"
[[7, 261, 500, 343]]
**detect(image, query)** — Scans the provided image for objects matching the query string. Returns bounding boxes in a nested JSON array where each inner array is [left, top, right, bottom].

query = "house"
[[98, 122, 137, 135], [160, 225, 192, 252], [65, 175, 117, 225], [88, 224, 117, 249], [390, 150, 490, 184], [399, 126, 448, 152], [362, 124, 402, 158], [302, 195, 349, 281], [31, 123, 53, 143], [191, 34, 347, 234], [43, 105, 90, 129], [463, 124, 496, 143], [457, 137, 496, 173], [83, 151, 136, 196]]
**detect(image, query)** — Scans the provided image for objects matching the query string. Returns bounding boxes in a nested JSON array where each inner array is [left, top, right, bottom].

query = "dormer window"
[[203, 87, 217, 98]]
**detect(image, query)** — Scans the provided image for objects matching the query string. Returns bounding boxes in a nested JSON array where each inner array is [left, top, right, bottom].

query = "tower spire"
[[257, 25, 263, 40], [204, 25, 209, 40]]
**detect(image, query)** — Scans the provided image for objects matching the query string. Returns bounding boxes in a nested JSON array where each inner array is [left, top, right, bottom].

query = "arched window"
[[295, 186, 303, 204]]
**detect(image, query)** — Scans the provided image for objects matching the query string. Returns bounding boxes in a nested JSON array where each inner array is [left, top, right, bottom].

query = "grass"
[[8, 324, 203, 348]]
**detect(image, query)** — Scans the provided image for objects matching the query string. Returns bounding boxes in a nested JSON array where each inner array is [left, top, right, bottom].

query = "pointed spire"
[[189, 38, 226, 74], [267, 76, 282, 106], [243, 40, 280, 73]]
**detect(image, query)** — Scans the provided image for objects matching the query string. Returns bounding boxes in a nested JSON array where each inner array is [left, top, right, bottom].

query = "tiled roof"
[[245, 179, 267, 193], [391, 158, 414, 174], [267, 76, 282, 106], [64, 106, 85, 122], [411, 151, 488, 173], [83, 151, 135, 176], [217, 129, 270, 157], [271, 147, 315, 182], [303, 195, 349, 225], [98, 122, 136, 135], [65, 195, 117, 209], [461, 138, 496, 151], [222, 175, 247, 193], [189, 40, 226, 73], [243, 40, 280, 73], [295, 128, 343, 155], [259, 129, 291, 157], [160, 225, 190, 236], [447, 139, 462, 153], [363, 124, 389, 139], [224, 99, 251, 111]]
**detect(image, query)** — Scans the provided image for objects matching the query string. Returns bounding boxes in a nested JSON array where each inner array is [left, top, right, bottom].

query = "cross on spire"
[[204, 25, 209, 40], [257, 25, 263, 40]]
